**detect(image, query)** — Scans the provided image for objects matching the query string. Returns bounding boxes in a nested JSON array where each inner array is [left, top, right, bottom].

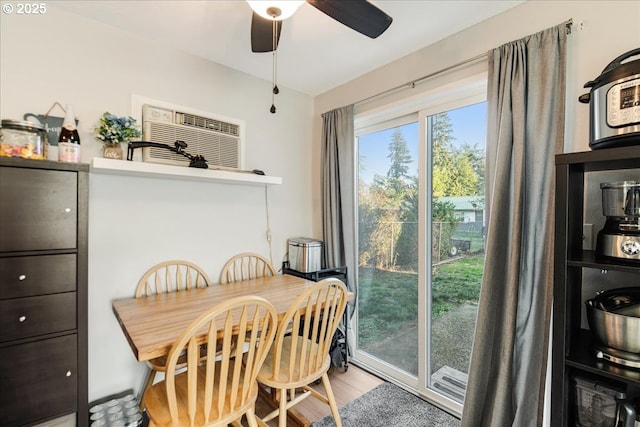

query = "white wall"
[[1, 5, 315, 402]]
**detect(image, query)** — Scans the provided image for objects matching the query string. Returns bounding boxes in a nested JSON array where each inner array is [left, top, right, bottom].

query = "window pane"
[[357, 122, 419, 376]]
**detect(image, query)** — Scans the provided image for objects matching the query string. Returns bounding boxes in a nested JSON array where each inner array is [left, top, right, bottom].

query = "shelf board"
[[566, 330, 640, 385], [567, 250, 640, 273], [556, 145, 640, 171], [0, 157, 90, 172], [90, 158, 282, 186], [281, 262, 348, 282]]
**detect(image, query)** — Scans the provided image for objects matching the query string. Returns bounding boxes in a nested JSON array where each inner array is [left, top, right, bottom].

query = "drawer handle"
[[19, 315, 26, 322], [65, 208, 71, 213], [66, 370, 72, 377], [18, 274, 26, 281]]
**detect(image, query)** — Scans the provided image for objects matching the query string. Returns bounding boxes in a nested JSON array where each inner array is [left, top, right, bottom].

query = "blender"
[[596, 181, 640, 262]]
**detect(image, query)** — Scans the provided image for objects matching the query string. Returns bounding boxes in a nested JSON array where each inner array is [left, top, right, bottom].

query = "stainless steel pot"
[[579, 48, 640, 150], [586, 287, 640, 353]]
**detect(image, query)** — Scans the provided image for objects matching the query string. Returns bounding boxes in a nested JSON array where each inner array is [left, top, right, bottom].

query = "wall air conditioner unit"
[[141, 104, 242, 170]]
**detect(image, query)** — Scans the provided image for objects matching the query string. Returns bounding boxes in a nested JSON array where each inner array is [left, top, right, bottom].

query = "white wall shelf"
[[90, 158, 282, 186]]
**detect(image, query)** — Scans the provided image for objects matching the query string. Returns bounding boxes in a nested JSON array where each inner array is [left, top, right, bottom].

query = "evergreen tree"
[[387, 128, 412, 181], [364, 127, 416, 269]]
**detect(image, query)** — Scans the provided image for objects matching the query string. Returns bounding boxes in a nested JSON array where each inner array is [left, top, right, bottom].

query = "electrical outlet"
[[583, 224, 594, 250]]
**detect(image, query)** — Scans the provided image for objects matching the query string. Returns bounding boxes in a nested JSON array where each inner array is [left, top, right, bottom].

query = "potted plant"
[[95, 112, 141, 160]]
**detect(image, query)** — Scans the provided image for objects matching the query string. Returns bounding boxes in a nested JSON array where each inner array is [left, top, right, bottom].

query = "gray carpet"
[[312, 382, 461, 427]]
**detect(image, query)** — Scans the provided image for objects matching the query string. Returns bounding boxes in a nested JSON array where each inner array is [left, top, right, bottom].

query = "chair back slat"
[[242, 309, 262, 393], [220, 252, 276, 284], [168, 267, 176, 292], [228, 307, 246, 409], [187, 338, 199, 425]]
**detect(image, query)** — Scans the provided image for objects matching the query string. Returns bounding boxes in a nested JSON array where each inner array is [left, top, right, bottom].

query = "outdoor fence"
[[359, 220, 485, 270]]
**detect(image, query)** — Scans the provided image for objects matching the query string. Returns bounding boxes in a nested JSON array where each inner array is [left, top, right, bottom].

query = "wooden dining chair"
[[142, 296, 278, 427], [135, 260, 212, 403], [256, 278, 348, 427], [219, 252, 276, 284]]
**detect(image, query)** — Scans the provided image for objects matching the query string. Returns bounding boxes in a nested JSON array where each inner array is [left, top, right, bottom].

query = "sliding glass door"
[[353, 84, 487, 415]]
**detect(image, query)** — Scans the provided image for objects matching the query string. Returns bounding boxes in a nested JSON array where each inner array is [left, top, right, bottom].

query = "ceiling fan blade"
[[251, 12, 282, 53], [307, 0, 392, 39]]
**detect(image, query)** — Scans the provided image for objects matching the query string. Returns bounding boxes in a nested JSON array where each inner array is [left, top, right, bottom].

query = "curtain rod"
[[355, 52, 487, 107], [356, 19, 573, 107]]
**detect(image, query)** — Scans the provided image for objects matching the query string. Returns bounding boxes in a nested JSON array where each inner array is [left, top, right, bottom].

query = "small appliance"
[[287, 237, 323, 273], [579, 48, 640, 150], [596, 181, 640, 262], [574, 376, 637, 427]]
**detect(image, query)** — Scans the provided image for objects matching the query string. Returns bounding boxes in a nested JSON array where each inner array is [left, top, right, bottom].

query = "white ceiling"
[[52, 1, 525, 96]]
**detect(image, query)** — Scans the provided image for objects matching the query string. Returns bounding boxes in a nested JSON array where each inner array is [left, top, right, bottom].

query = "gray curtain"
[[461, 23, 567, 427], [321, 105, 356, 295]]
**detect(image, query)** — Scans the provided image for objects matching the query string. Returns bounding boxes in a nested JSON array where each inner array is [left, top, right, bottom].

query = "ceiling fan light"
[[247, 1, 304, 21]]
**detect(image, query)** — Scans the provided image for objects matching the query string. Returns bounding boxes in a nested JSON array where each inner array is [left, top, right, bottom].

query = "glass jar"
[[0, 119, 47, 160]]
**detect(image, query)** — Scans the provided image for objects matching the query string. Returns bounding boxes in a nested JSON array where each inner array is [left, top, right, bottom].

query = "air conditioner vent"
[[177, 113, 239, 137], [141, 104, 242, 170]]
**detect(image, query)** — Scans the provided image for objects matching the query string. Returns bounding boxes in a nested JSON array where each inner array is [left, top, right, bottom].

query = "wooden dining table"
[[113, 273, 353, 427], [112, 273, 353, 363]]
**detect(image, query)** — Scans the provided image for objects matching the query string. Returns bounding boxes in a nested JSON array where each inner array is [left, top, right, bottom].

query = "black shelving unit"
[[282, 262, 350, 371], [552, 146, 640, 426]]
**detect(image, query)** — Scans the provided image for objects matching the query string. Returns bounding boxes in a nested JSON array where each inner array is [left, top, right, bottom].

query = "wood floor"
[[253, 363, 384, 426]]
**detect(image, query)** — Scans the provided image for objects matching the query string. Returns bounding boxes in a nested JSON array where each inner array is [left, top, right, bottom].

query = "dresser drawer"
[[0, 167, 78, 252], [0, 293, 76, 342], [0, 254, 76, 300], [0, 334, 78, 426]]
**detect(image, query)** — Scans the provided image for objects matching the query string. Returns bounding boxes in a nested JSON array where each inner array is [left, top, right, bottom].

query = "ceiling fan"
[[248, 0, 393, 53]]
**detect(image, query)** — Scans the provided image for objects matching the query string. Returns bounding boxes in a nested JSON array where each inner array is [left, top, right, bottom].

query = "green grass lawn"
[[432, 255, 484, 316], [357, 253, 484, 346]]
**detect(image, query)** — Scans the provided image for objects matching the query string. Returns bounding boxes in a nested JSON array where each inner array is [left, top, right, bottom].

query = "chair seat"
[[257, 335, 331, 390], [143, 360, 258, 427]]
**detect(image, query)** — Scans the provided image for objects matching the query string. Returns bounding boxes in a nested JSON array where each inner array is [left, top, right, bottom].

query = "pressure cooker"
[[579, 48, 640, 149]]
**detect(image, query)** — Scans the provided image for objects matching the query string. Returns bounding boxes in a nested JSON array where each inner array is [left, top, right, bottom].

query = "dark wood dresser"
[[0, 158, 89, 427]]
